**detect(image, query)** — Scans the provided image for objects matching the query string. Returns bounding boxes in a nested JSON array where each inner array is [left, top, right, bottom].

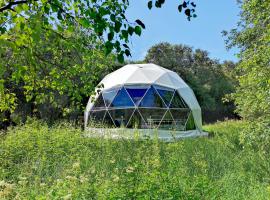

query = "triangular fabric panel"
[[155, 73, 175, 88], [142, 68, 164, 83], [125, 69, 151, 84], [170, 91, 187, 108], [139, 86, 166, 108], [92, 94, 106, 110], [110, 88, 135, 108], [125, 86, 148, 106], [102, 88, 119, 107]]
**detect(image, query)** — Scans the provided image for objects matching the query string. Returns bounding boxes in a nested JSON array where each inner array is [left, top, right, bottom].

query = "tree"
[[0, 15, 116, 127], [144, 42, 237, 122], [225, 0, 270, 151], [0, 0, 197, 61]]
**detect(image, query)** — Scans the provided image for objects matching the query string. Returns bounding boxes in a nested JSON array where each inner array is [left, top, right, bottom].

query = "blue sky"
[[126, 0, 240, 62]]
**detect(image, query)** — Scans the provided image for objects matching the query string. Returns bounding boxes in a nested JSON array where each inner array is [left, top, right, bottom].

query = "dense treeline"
[[0, 39, 238, 128], [0, 16, 120, 128], [144, 42, 238, 123]]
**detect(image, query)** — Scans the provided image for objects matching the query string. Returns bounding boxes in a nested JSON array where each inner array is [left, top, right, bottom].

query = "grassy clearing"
[[0, 120, 270, 199]]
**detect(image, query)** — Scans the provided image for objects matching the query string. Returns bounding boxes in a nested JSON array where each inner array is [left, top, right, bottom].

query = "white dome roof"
[[86, 63, 202, 131], [101, 63, 189, 90]]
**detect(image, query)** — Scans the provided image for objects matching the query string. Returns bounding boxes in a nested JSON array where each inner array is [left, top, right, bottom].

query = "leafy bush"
[[224, 0, 270, 154], [0, 120, 269, 199]]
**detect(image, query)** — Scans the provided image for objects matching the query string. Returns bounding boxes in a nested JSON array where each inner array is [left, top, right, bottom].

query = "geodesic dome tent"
[[85, 63, 202, 133]]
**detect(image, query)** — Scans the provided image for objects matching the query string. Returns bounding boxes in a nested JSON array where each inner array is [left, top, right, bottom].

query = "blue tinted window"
[[110, 88, 135, 107], [139, 86, 166, 108], [102, 88, 119, 107], [125, 87, 148, 105]]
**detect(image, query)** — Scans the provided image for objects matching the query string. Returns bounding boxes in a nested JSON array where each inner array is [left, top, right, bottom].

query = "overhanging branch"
[[0, 0, 28, 12]]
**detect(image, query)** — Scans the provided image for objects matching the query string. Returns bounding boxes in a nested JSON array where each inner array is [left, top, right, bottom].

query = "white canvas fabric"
[[85, 63, 202, 131]]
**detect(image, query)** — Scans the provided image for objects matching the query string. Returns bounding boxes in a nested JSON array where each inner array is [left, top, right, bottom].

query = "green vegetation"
[[0, 0, 196, 63], [0, 0, 269, 198], [144, 42, 237, 122], [1, 120, 270, 199], [224, 0, 270, 152]]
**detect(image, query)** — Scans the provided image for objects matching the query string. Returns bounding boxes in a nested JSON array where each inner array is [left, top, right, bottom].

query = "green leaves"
[[114, 21, 122, 33], [134, 26, 142, 36], [135, 19, 145, 29], [117, 53, 124, 63], [148, 1, 153, 10], [178, 5, 182, 12], [108, 32, 114, 41]]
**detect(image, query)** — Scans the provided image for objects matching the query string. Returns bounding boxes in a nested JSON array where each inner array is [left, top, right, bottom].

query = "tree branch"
[[0, 0, 28, 13]]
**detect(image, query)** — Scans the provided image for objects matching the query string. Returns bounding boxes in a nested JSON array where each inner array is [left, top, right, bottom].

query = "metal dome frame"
[[85, 63, 203, 133]]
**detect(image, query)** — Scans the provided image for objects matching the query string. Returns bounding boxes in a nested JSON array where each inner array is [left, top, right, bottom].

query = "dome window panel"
[[89, 110, 106, 125], [110, 87, 135, 108], [154, 85, 175, 107], [170, 109, 190, 131], [170, 108, 190, 121], [125, 85, 149, 106], [170, 91, 188, 108], [138, 108, 166, 129], [127, 109, 147, 129], [92, 94, 106, 110], [185, 112, 196, 130], [159, 110, 176, 130], [103, 111, 116, 127], [109, 108, 135, 128], [102, 88, 120, 107], [139, 86, 166, 108]]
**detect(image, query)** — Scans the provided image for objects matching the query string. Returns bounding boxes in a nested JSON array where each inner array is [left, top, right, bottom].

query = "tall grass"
[[0, 120, 269, 199]]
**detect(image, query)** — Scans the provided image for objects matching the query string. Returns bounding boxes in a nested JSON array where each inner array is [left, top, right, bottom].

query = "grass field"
[[1, 120, 270, 199]]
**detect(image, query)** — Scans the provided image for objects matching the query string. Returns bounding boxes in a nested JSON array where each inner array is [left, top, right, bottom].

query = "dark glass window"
[[154, 86, 175, 107], [125, 86, 148, 106], [92, 94, 106, 110], [109, 108, 135, 127], [170, 108, 190, 120], [103, 111, 115, 127], [170, 92, 187, 108], [139, 86, 166, 108], [159, 110, 175, 130], [102, 88, 119, 107], [89, 84, 196, 131], [110, 87, 135, 108], [170, 109, 190, 131], [139, 108, 166, 128], [127, 109, 147, 128], [185, 112, 196, 130], [89, 111, 106, 123]]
